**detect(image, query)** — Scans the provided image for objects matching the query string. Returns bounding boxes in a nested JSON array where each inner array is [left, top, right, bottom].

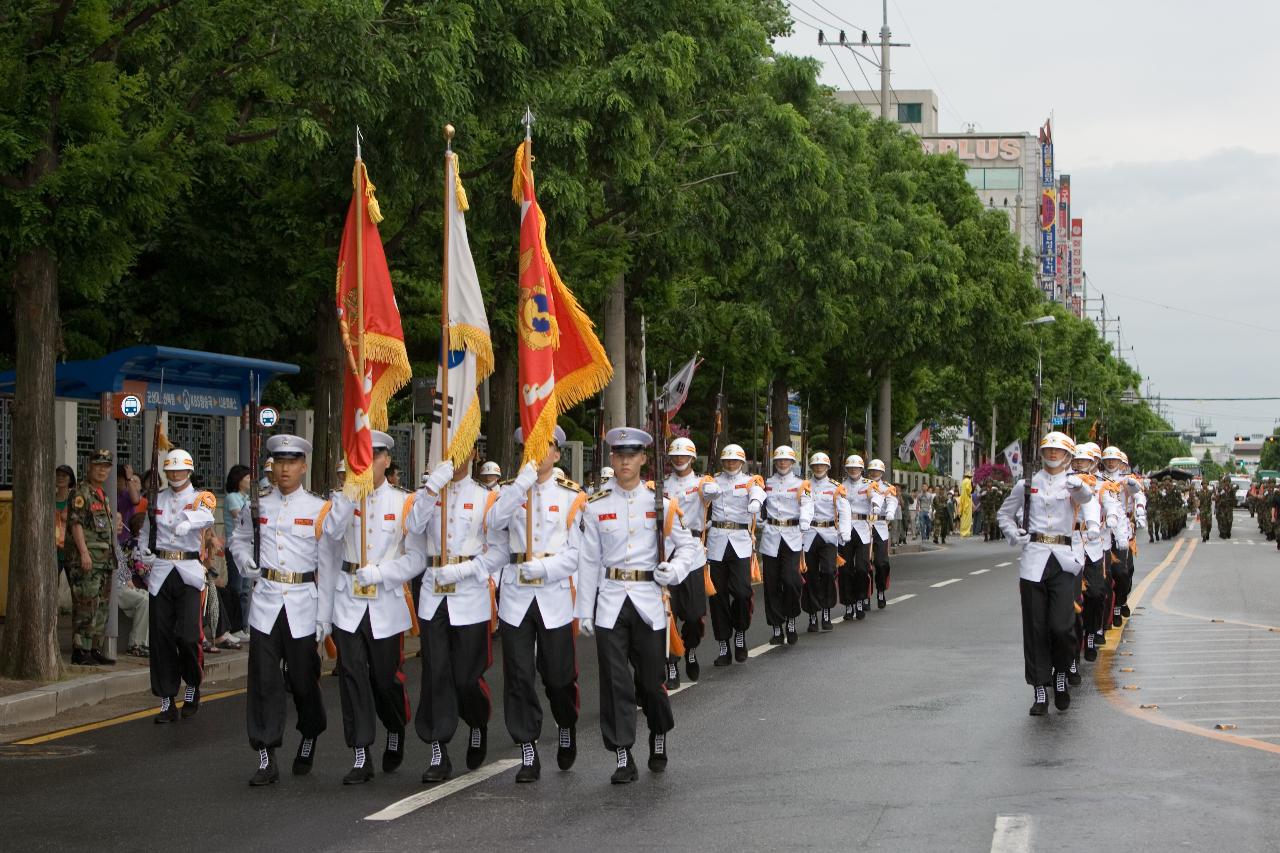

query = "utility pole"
[[822, 4, 908, 474]]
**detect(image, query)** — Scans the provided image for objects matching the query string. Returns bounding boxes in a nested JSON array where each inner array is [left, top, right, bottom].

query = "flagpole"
[[440, 124, 455, 566], [356, 127, 368, 569], [521, 108, 535, 566]]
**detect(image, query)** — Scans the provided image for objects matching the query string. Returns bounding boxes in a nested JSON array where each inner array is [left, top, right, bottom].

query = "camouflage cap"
[[88, 449, 113, 465]]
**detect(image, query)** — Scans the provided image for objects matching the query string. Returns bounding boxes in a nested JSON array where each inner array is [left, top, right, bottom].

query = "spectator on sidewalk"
[[222, 464, 252, 643], [68, 450, 118, 666], [385, 460, 401, 488], [116, 513, 150, 657], [116, 463, 142, 549], [915, 486, 933, 542], [55, 464, 77, 587]]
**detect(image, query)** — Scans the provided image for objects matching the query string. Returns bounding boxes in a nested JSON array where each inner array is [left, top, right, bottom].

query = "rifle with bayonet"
[[1023, 367, 1042, 532], [249, 371, 262, 570], [147, 371, 166, 553]]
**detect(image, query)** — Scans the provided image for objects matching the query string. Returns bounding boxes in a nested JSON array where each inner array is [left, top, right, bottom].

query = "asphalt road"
[[4, 514, 1280, 852]]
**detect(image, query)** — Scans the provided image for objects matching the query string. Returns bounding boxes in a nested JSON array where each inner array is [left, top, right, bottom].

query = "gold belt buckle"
[[434, 581, 457, 595], [518, 570, 544, 587], [353, 577, 378, 599]]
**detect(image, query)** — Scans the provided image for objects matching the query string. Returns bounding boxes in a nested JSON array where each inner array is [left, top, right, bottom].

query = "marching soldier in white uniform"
[[481, 425, 585, 782], [575, 427, 700, 783], [1072, 443, 1121, 664], [229, 435, 336, 785], [703, 443, 765, 665], [802, 453, 851, 632], [662, 437, 711, 688], [1100, 446, 1145, 629], [324, 431, 415, 784], [841, 455, 882, 621], [865, 459, 898, 610], [384, 453, 494, 784], [760, 446, 814, 646], [998, 432, 1095, 715], [137, 448, 217, 723]]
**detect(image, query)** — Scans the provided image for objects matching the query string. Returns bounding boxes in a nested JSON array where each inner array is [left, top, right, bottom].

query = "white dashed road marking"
[[931, 578, 962, 588], [365, 759, 522, 821]]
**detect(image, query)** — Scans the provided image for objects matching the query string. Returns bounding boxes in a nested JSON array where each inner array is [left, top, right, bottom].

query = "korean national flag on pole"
[[1003, 440, 1023, 480], [658, 354, 700, 418], [898, 421, 924, 464]]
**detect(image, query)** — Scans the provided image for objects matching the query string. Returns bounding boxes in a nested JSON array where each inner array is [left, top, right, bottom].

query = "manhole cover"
[[0, 744, 93, 759]]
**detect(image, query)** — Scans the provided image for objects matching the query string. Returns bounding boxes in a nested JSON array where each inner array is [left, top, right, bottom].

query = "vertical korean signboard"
[[1058, 175, 1071, 305], [1071, 218, 1083, 317], [1039, 120, 1056, 298]]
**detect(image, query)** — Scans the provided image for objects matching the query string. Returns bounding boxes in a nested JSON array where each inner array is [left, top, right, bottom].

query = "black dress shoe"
[[843, 605, 855, 622], [422, 742, 452, 783], [855, 602, 867, 621], [382, 730, 404, 773], [768, 628, 784, 646], [250, 749, 279, 786], [1054, 674, 1071, 711], [465, 726, 487, 770], [785, 619, 798, 645], [1120, 604, 1131, 618], [154, 698, 179, 724], [1067, 661, 1082, 686], [179, 687, 200, 718], [1084, 645, 1098, 663], [714, 652, 732, 667], [1029, 686, 1049, 717], [556, 726, 576, 770], [684, 650, 700, 682], [734, 632, 748, 662], [1112, 610, 1123, 627], [293, 736, 316, 775], [820, 612, 833, 631], [877, 592, 887, 609], [343, 748, 374, 785], [516, 743, 541, 782], [664, 660, 680, 691], [71, 649, 96, 666], [647, 731, 668, 772], [807, 616, 819, 633], [611, 748, 638, 784], [90, 649, 116, 666]]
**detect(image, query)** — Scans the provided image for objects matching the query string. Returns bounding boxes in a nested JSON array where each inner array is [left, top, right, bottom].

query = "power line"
[[826, 46, 860, 92], [1106, 290, 1280, 335], [786, 2, 834, 33], [808, 0, 866, 33]]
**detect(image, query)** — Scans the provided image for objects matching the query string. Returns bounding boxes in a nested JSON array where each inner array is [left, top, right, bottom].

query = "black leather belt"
[[711, 521, 748, 530], [1030, 533, 1072, 546], [811, 520, 836, 528], [508, 551, 556, 563], [851, 513, 878, 521], [428, 554, 477, 567], [341, 561, 360, 574], [263, 568, 315, 584], [156, 549, 200, 561], [605, 567, 654, 582], [768, 519, 800, 527]]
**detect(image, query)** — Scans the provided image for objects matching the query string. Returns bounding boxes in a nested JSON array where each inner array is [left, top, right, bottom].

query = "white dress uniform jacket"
[[481, 476, 588, 631], [142, 483, 217, 593], [843, 476, 886, 543], [322, 482, 417, 639], [1082, 476, 1125, 561], [1100, 473, 1143, 551], [229, 486, 336, 639], [803, 476, 852, 549], [759, 471, 815, 557], [574, 483, 700, 630], [395, 478, 492, 626], [997, 470, 1093, 582], [705, 471, 765, 561], [870, 479, 898, 540], [663, 471, 710, 535]]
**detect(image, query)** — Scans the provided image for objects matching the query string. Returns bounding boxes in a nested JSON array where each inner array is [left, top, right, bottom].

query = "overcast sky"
[[776, 0, 1280, 446]]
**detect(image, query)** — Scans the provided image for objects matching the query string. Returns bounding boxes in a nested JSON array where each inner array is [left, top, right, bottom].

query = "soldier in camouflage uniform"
[[1215, 475, 1236, 539], [933, 488, 953, 544], [981, 480, 1004, 541], [1199, 481, 1213, 541], [67, 449, 119, 666], [1260, 481, 1275, 541]]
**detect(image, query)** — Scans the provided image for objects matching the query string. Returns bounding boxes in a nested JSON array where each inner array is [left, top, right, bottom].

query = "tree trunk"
[[311, 297, 343, 496], [877, 374, 893, 476], [625, 300, 645, 428], [602, 272, 626, 430], [0, 247, 62, 680], [770, 378, 791, 453], [828, 410, 846, 467], [488, 342, 517, 474]]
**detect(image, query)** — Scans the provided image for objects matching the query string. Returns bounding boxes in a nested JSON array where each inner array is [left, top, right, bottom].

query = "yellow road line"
[[13, 688, 246, 745], [1097, 536, 1280, 757]]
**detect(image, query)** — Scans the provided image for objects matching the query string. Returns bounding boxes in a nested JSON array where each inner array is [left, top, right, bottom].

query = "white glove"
[[517, 561, 547, 580], [1106, 516, 1119, 531], [1008, 529, 1030, 547], [579, 617, 595, 637], [513, 461, 538, 492], [1134, 515, 1147, 530], [315, 621, 332, 643], [748, 500, 762, 515], [239, 557, 260, 579], [799, 520, 811, 532], [1065, 475, 1084, 491], [174, 520, 192, 537], [355, 564, 382, 586], [435, 560, 479, 586], [1086, 527, 1102, 543], [425, 461, 455, 494], [136, 547, 157, 568], [701, 480, 721, 497], [654, 562, 678, 586]]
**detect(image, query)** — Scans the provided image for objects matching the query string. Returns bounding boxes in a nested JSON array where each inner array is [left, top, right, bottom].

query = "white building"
[[832, 88, 939, 135]]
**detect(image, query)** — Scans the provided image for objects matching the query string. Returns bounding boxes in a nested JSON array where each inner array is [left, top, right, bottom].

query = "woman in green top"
[[55, 464, 76, 585]]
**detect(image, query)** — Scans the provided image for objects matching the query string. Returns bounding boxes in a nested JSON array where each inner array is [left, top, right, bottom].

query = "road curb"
[[0, 651, 249, 729]]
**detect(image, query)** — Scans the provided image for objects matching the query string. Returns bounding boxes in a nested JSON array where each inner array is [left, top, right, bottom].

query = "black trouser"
[[334, 612, 409, 749], [802, 538, 838, 613], [1019, 556, 1081, 686], [149, 570, 203, 699], [761, 541, 803, 626], [415, 600, 492, 744], [595, 598, 674, 751], [708, 552, 752, 641], [1080, 555, 1108, 638], [1110, 547, 1134, 609], [500, 600, 578, 744], [669, 563, 707, 653], [840, 530, 871, 606], [217, 553, 245, 634], [872, 530, 891, 594], [247, 610, 325, 750]]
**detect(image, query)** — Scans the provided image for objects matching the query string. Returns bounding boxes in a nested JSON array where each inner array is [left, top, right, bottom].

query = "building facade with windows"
[[833, 88, 939, 135]]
